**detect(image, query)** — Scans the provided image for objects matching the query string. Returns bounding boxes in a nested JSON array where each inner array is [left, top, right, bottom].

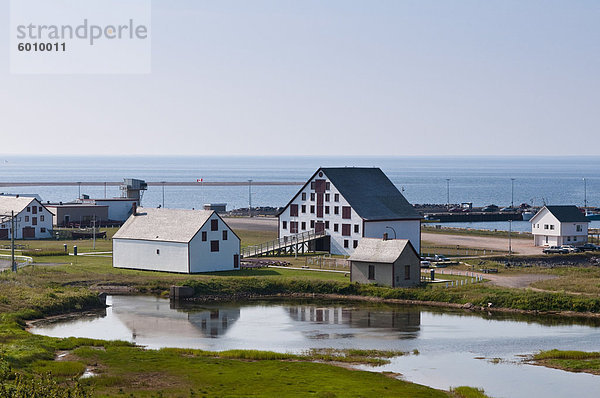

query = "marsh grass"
[[450, 386, 491, 398], [531, 349, 600, 375]]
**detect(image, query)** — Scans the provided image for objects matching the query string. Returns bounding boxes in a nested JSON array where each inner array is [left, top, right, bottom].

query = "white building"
[[277, 167, 421, 256], [349, 237, 421, 288], [0, 196, 53, 239], [530, 205, 589, 247], [113, 207, 241, 273]]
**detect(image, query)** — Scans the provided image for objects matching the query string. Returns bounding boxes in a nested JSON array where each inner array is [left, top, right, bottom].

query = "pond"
[[31, 296, 600, 398]]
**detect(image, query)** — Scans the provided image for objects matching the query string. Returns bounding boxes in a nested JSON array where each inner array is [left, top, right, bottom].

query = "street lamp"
[[511, 178, 515, 209], [161, 181, 166, 208], [446, 179, 450, 209], [583, 178, 587, 209], [508, 220, 512, 256], [385, 226, 397, 239], [248, 180, 253, 217]]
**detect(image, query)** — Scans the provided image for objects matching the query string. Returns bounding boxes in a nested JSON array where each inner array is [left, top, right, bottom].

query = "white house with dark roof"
[[113, 207, 240, 273], [0, 195, 53, 239], [349, 237, 421, 287], [277, 167, 421, 256], [530, 205, 590, 247]]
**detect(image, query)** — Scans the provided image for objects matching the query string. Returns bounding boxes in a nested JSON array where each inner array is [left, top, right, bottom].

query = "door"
[[0, 229, 8, 240], [233, 254, 239, 268], [22, 227, 35, 239], [315, 221, 325, 234]]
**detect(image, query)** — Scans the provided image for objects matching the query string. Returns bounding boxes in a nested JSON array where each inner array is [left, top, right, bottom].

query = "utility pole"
[[248, 180, 253, 217], [446, 179, 450, 209], [78, 182, 81, 199], [511, 178, 515, 208], [508, 220, 512, 256], [92, 215, 96, 250], [11, 211, 16, 272], [161, 181, 166, 208]]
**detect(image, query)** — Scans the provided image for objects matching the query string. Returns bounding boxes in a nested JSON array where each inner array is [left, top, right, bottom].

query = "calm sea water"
[[0, 155, 598, 211]]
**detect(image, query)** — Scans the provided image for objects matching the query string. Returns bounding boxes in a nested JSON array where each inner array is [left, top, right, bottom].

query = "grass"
[[450, 386, 491, 398], [531, 349, 600, 375]]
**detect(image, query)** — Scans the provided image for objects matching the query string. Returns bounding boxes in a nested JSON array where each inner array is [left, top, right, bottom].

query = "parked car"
[[560, 245, 581, 253], [482, 205, 499, 212], [580, 243, 600, 252], [543, 246, 568, 254], [433, 254, 450, 262], [420, 260, 432, 268]]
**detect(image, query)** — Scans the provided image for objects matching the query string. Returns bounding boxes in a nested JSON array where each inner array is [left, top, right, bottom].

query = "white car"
[[420, 260, 432, 268]]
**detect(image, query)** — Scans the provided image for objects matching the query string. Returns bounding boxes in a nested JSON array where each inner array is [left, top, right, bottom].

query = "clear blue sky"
[[1, 0, 598, 156]]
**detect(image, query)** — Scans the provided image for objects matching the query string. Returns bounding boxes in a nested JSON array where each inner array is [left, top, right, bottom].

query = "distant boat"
[[522, 211, 535, 221], [586, 211, 600, 221]]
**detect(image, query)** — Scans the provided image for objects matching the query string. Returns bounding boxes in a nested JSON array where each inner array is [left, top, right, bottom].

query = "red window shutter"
[[342, 206, 351, 219], [342, 224, 351, 236], [290, 204, 298, 217]]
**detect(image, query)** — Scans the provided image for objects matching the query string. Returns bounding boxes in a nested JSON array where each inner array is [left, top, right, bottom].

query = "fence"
[[305, 255, 349, 270], [241, 230, 326, 258], [0, 253, 33, 270], [420, 270, 484, 287]]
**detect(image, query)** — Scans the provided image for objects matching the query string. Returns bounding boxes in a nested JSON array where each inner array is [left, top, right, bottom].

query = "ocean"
[[0, 156, 598, 227]]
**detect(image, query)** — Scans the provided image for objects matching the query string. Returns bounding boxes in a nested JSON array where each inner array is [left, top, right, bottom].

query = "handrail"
[[241, 229, 327, 258]]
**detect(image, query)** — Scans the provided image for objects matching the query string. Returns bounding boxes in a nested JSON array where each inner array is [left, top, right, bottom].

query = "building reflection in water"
[[286, 305, 420, 339], [111, 296, 240, 340]]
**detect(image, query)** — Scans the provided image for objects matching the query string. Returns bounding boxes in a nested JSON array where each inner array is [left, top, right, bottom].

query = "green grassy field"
[[531, 349, 600, 375]]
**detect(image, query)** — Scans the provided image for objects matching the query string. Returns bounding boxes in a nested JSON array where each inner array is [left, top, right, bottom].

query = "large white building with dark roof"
[[113, 207, 240, 273], [277, 167, 421, 256]]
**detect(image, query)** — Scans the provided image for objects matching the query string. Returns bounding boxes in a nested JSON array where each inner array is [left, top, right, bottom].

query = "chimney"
[[15, 194, 19, 198], [383, 233, 388, 241], [132, 202, 137, 216]]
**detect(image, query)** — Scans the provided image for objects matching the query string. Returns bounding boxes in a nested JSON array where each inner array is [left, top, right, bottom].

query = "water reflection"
[[286, 305, 420, 339]]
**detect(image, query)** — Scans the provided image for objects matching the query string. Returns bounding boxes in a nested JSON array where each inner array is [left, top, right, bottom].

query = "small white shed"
[[349, 237, 420, 288], [113, 207, 240, 273]]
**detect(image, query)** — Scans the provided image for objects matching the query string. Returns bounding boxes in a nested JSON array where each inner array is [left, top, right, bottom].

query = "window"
[[211, 219, 218, 231], [344, 239, 349, 248], [40, 227, 46, 233], [405, 265, 411, 280], [333, 223, 339, 232], [342, 206, 351, 219], [368, 265, 375, 280], [311, 182, 315, 190], [334, 194, 339, 202], [38, 206, 42, 212], [354, 224, 359, 234], [282, 221, 287, 230], [310, 193, 315, 201], [353, 240, 358, 249], [567, 236, 571, 241], [325, 221, 330, 229], [40, 215, 44, 222], [342, 224, 351, 236], [325, 193, 330, 202], [32, 217, 37, 226], [202, 231, 207, 241], [290, 204, 299, 217], [223, 230, 228, 240], [550, 225, 555, 230], [211, 240, 220, 252], [310, 205, 315, 214], [25, 216, 29, 222], [301, 205, 306, 214], [290, 221, 299, 233], [334, 206, 339, 215], [32, 206, 37, 214], [577, 225, 582, 232], [301, 221, 306, 230], [326, 182, 330, 190], [325, 206, 330, 214], [156, 249, 160, 255], [26, 207, 30, 212], [544, 224, 549, 230], [310, 220, 315, 228], [573, 236, 578, 241], [302, 192, 307, 201]]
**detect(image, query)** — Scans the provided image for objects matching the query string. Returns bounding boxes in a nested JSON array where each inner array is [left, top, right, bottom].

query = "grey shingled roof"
[[544, 205, 590, 223], [0, 196, 36, 216], [322, 168, 420, 220], [349, 238, 414, 263], [113, 207, 214, 243]]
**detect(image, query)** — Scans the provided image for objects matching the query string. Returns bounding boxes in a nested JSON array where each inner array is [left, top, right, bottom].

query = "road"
[[422, 232, 540, 255]]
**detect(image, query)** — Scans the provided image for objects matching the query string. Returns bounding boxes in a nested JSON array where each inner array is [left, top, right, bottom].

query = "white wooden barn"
[[113, 207, 241, 273], [349, 237, 421, 288], [277, 167, 421, 256], [530, 205, 589, 247], [0, 195, 53, 239]]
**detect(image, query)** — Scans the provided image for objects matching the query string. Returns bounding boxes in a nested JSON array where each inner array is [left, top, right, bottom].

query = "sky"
[[1, 0, 599, 156]]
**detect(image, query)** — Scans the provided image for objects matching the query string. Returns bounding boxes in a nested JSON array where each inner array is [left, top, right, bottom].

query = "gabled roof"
[[530, 205, 589, 224], [113, 207, 215, 243], [0, 196, 39, 216], [349, 238, 417, 263], [278, 167, 420, 221]]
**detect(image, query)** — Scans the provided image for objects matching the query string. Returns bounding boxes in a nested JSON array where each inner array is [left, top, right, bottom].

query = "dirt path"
[[444, 268, 557, 288], [422, 232, 540, 255]]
